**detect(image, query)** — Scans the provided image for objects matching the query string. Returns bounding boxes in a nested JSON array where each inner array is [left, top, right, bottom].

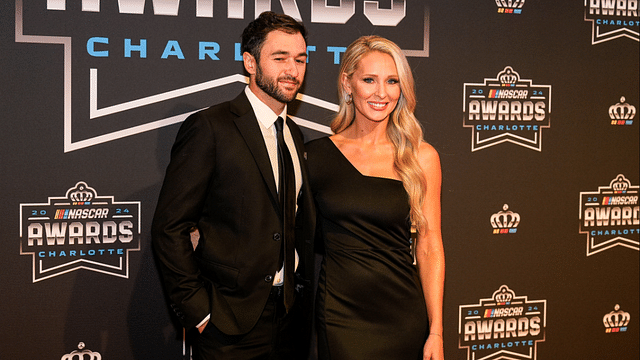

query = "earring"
[[346, 93, 353, 105]]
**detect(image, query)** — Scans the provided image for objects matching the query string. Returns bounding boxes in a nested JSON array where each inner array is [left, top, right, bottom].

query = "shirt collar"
[[244, 86, 287, 128]]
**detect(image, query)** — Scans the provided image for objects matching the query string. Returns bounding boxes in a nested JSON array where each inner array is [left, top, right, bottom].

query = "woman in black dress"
[[306, 36, 445, 360]]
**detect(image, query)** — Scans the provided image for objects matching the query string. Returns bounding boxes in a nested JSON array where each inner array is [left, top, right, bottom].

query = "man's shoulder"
[[187, 92, 252, 124], [196, 101, 233, 120]]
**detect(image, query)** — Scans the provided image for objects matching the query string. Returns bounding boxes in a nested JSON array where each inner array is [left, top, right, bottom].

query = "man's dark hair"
[[241, 11, 307, 63]]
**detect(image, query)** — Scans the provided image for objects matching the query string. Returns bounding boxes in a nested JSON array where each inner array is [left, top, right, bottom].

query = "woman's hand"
[[422, 333, 444, 360]]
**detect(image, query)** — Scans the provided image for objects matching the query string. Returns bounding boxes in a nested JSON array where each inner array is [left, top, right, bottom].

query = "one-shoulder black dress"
[[306, 137, 428, 360]]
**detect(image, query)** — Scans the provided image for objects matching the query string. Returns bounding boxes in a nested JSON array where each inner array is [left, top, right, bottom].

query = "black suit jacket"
[[152, 91, 315, 336]]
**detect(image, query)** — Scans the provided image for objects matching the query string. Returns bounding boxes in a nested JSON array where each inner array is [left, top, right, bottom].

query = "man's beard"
[[255, 65, 300, 104]]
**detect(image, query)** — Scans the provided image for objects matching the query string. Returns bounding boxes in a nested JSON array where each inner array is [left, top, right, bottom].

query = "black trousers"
[[193, 287, 306, 360]]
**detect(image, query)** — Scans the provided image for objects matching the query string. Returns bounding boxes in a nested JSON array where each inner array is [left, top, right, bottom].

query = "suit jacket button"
[[264, 275, 273, 282], [273, 233, 281, 241]]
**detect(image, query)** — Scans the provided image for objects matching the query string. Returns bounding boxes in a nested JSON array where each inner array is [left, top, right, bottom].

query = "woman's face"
[[343, 51, 401, 124]]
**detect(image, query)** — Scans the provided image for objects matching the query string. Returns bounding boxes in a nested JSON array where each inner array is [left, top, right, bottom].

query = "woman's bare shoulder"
[[418, 141, 440, 167]]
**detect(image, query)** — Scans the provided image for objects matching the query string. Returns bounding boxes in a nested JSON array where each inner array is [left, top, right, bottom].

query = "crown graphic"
[[65, 182, 97, 203], [603, 304, 631, 329], [492, 285, 515, 303], [495, 0, 526, 9], [610, 174, 631, 192], [491, 204, 520, 229], [498, 66, 519, 85], [609, 97, 636, 120], [61, 342, 102, 360]]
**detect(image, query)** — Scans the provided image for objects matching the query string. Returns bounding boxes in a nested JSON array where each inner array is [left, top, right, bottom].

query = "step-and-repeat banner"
[[1, 1, 638, 359]]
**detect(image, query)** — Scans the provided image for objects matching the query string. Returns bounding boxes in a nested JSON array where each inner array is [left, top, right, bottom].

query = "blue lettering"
[[125, 39, 147, 58], [34, 248, 128, 257], [327, 46, 347, 64], [306, 45, 316, 63], [87, 37, 109, 57], [161, 40, 185, 59], [475, 124, 540, 131], [235, 43, 242, 61], [199, 42, 220, 60], [590, 19, 640, 26]]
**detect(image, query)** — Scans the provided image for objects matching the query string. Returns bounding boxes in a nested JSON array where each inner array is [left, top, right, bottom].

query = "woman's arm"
[[415, 142, 445, 360]]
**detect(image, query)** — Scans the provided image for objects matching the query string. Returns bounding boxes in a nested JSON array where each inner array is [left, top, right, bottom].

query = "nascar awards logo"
[[603, 304, 631, 333], [584, 0, 639, 44], [463, 66, 552, 152], [20, 182, 141, 282], [459, 285, 547, 360], [491, 204, 520, 234], [495, 0, 525, 14], [609, 96, 636, 125], [15, 0, 430, 152], [579, 174, 639, 256]]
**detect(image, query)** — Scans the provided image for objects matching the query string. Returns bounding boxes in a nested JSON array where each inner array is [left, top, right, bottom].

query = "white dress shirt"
[[244, 86, 301, 286]]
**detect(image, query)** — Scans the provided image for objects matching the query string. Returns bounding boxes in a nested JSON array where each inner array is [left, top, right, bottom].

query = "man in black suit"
[[152, 12, 315, 359]]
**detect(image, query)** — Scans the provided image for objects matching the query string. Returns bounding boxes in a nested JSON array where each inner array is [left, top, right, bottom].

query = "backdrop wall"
[[1, 1, 638, 359]]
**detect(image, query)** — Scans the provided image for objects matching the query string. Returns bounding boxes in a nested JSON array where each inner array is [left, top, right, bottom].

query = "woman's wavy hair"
[[331, 35, 428, 231]]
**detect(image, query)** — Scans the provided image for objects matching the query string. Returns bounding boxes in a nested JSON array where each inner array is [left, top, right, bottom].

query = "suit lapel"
[[287, 116, 306, 166], [287, 118, 316, 251], [231, 93, 279, 206], [287, 117, 308, 212]]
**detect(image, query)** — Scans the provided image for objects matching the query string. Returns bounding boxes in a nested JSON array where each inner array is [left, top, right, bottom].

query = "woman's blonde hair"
[[331, 35, 428, 231]]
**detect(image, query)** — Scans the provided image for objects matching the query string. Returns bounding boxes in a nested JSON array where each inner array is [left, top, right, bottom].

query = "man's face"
[[252, 30, 307, 105]]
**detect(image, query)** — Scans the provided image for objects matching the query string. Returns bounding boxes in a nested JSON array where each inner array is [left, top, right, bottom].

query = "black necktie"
[[275, 117, 296, 312]]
